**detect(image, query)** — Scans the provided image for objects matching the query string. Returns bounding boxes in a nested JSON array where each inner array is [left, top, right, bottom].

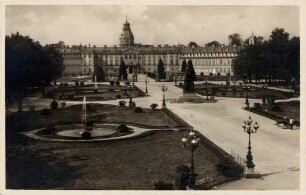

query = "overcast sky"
[[5, 5, 299, 46]]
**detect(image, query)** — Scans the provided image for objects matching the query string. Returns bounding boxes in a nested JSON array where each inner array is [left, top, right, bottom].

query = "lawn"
[[44, 83, 146, 101], [6, 104, 243, 190], [176, 83, 294, 99]]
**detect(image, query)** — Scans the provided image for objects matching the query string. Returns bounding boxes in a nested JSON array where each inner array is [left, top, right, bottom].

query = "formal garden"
[[43, 81, 146, 101], [6, 102, 243, 190]]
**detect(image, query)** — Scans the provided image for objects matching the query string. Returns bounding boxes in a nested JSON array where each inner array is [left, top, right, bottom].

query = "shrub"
[[93, 89, 98, 93], [75, 81, 79, 87], [40, 124, 55, 135], [226, 80, 230, 85], [179, 82, 183, 86], [267, 96, 276, 105], [115, 94, 121, 99], [28, 105, 36, 112], [131, 101, 136, 107], [60, 102, 66, 108], [109, 81, 115, 86], [81, 131, 91, 139], [154, 181, 174, 190], [109, 89, 114, 92], [119, 100, 126, 107], [217, 72, 221, 76], [271, 105, 282, 112], [116, 80, 120, 86], [150, 103, 158, 110], [116, 124, 130, 132], [50, 99, 59, 110], [41, 109, 51, 116], [209, 72, 213, 76], [134, 107, 143, 113], [221, 91, 227, 96], [80, 81, 85, 87], [85, 119, 94, 126], [254, 103, 261, 109]]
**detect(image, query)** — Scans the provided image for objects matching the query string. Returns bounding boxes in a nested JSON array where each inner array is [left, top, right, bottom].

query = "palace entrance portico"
[[122, 47, 141, 74]]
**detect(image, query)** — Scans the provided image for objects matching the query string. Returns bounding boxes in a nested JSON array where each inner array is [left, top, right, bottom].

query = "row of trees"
[[6, 32, 64, 110], [233, 28, 300, 85]]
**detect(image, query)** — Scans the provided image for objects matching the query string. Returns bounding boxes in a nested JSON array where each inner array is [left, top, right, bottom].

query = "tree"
[[187, 59, 196, 81], [188, 41, 198, 48], [181, 59, 187, 72], [206, 41, 221, 47], [228, 33, 243, 46], [118, 58, 127, 80], [95, 65, 105, 82], [157, 58, 165, 80], [6, 32, 63, 111]]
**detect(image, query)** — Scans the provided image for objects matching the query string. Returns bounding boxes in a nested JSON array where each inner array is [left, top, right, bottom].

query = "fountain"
[[81, 96, 92, 138]]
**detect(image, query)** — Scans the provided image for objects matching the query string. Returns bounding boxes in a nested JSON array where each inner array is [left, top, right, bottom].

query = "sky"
[[5, 5, 299, 46]]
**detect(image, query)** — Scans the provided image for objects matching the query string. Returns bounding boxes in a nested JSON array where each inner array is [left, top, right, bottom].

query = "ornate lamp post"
[[204, 78, 209, 100], [242, 116, 259, 176], [145, 77, 149, 94], [124, 80, 129, 95], [243, 84, 250, 108], [181, 131, 200, 188], [128, 84, 133, 107], [174, 74, 177, 85], [161, 84, 168, 109], [261, 84, 268, 105]]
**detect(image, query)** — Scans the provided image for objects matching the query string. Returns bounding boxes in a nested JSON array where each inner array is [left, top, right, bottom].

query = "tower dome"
[[119, 17, 134, 47]]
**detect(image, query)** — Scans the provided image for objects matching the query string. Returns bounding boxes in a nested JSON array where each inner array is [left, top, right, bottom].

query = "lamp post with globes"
[[161, 84, 168, 109], [242, 116, 259, 176], [128, 84, 133, 107], [181, 130, 200, 188]]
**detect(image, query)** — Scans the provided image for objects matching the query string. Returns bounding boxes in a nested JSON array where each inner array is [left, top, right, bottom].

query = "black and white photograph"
[[1, 0, 305, 193]]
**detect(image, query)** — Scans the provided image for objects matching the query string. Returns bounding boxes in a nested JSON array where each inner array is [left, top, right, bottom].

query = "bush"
[[60, 102, 66, 108], [179, 82, 183, 86], [93, 89, 98, 93], [115, 94, 121, 99], [116, 124, 130, 132], [209, 72, 213, 76], [267, 96, 276, 105], [41, 109, 51, 116], [85, 119, 94, 126], [28, 105, 36, 112], [40, 124, 55, 135], [109, 81, 114, 86], [75, 81, 79, 87], [50, 99, 59, 110], [254, 103, 261, 109], [131, 101, 136, 107], [221, 91, 227, 96], [109, 89, 114, 92], [150, 103, 158, 110], [271, 105, 282, 112], [119, 100, 126, 107], [154, 181, 174, 190], [81, 131, 91, 139], [134, 107, 143, 113], [67, 93, 74, 99], [116, 80, 120, 86], [80, 81, 85, 87]]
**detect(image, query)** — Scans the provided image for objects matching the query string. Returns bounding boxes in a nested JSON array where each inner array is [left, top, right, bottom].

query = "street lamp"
[[204, 78, 209, 100], [242, 116, 259, 176], [243, 84, 250, 108], [261, 84, 268, 105], [128, 84, 133, 107], [145, 77, 149, 94], [161, 84, 168, 109], [181, 130, 200, 188]]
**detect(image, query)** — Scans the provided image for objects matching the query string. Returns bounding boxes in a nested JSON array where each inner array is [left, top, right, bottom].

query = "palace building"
[[50, 19, 243, 80]]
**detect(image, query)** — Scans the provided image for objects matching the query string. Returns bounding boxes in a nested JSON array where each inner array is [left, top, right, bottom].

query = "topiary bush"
[[50, 99, 59, 110], [116, 80, 120, 86], [80, 81, 85, 87], [116, 124, 130, 132], [134, 107, 143, 113], [81, 131, 91, 139], [115, 94, 121, 99], [150, 103, 158, 110], [60, 102, 66, 108], [109, 81, 114, 86], [267, 96, 276, 105], [119, 100, 126, 107], [41, 109, 51, 116], [28, 105, 36, 112], [40, 124, 55, 135]]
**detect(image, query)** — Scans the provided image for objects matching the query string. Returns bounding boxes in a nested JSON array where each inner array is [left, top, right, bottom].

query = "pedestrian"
[[289, 119, 294, 130], [283, 116, 288, 126]]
